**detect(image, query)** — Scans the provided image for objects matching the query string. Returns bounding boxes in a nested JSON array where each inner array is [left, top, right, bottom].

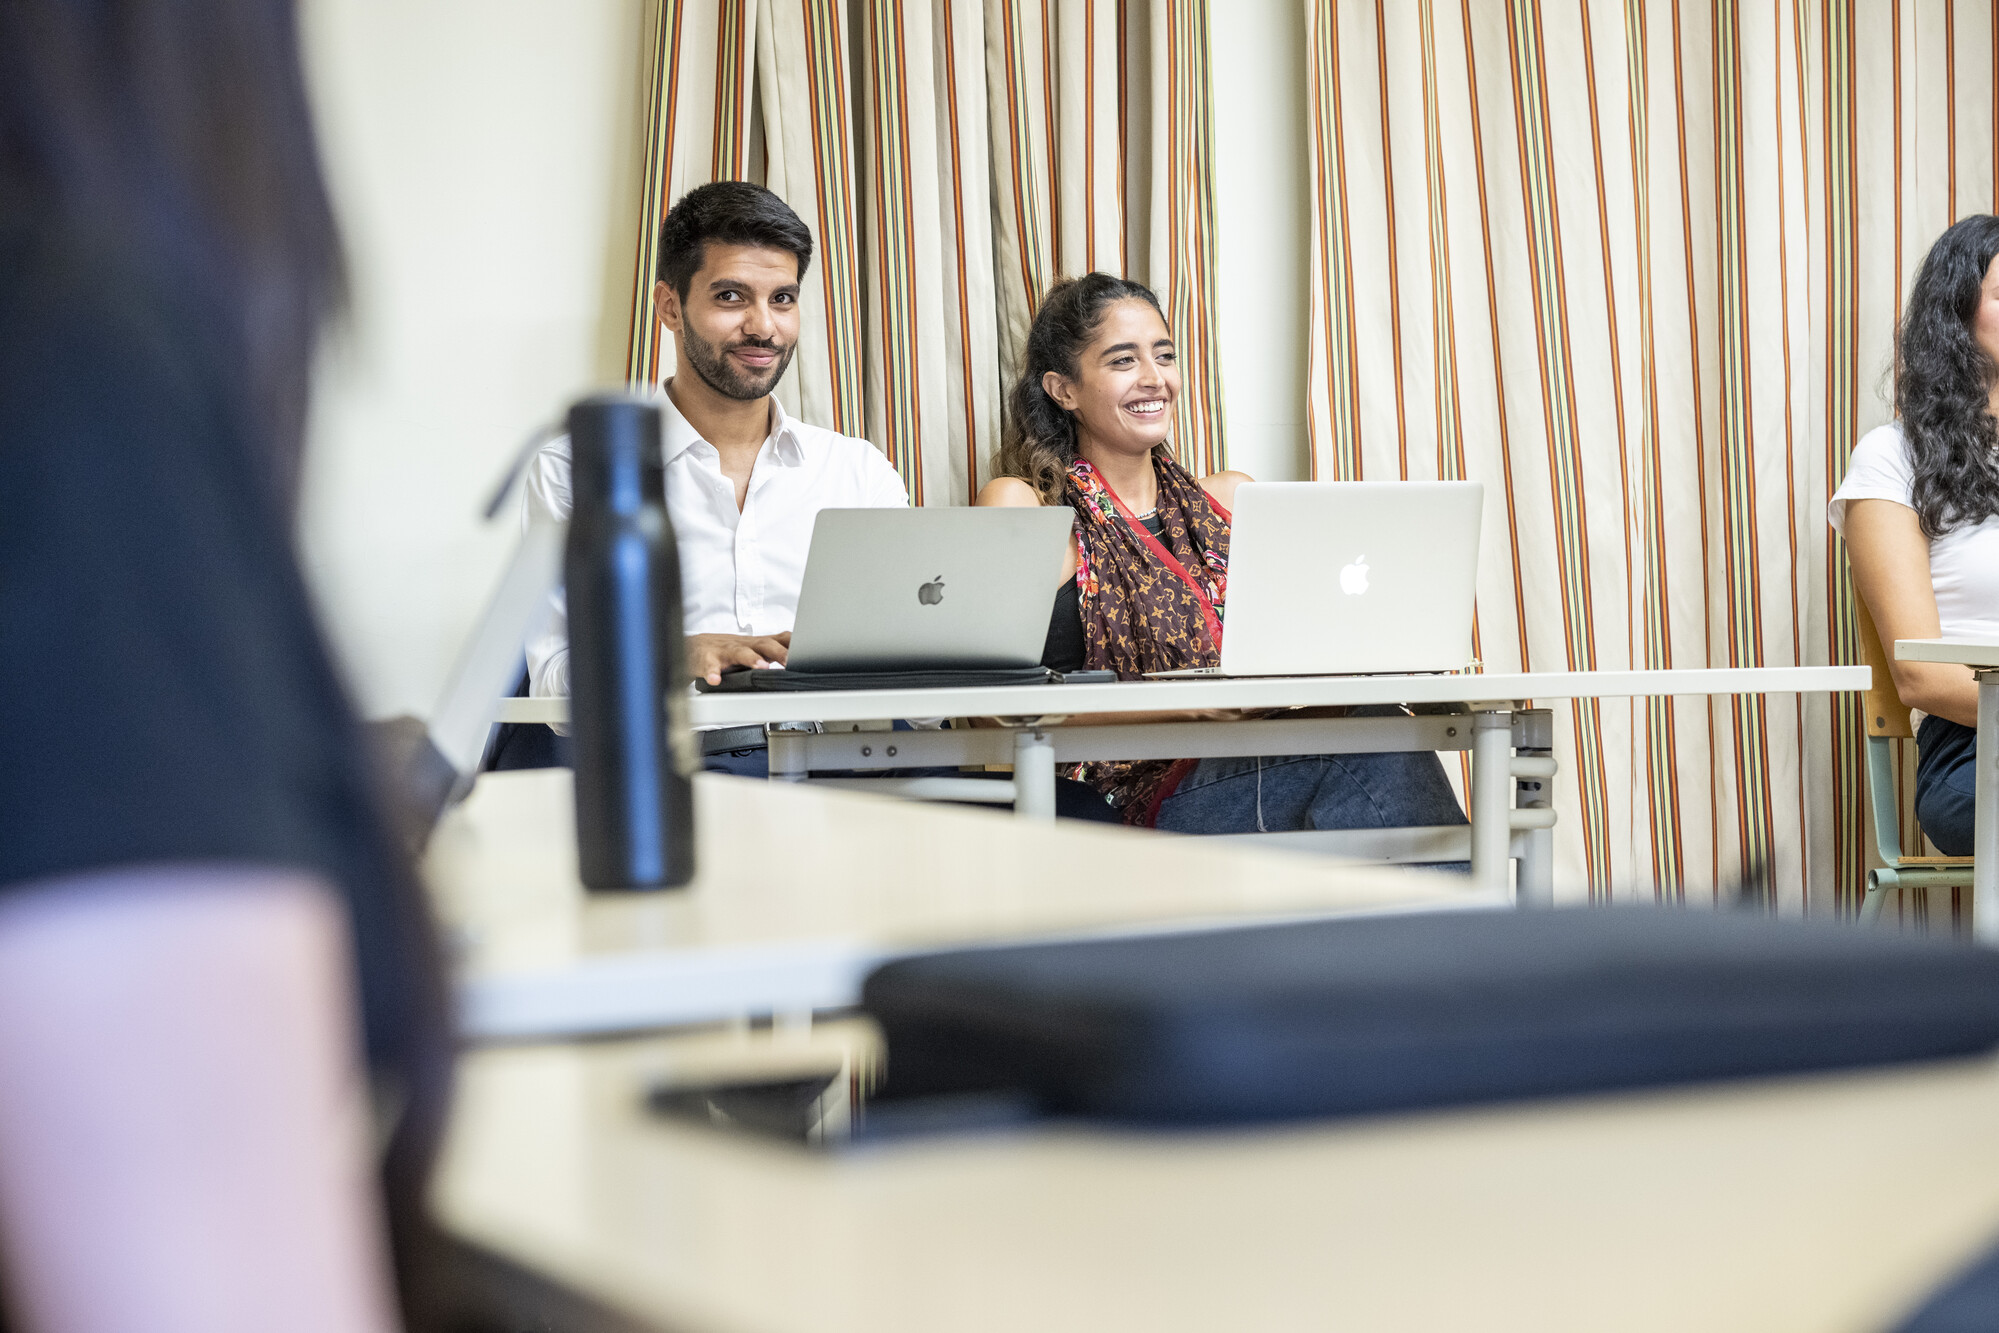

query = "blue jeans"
[[1916, 714, 1979, 856], [1154, 748, 1467, 836]]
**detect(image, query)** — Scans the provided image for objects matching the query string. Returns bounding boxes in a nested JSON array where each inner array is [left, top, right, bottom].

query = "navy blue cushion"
[[863, 908, 1999, 1124]]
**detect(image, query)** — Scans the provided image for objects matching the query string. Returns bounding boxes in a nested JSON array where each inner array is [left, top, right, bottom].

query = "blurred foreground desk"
[[425, 770, 1495, 1042], [438, 1024, 1999, 1333]]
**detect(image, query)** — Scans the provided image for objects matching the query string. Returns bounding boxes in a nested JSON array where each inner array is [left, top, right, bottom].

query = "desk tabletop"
[[1897, 637, 1999, 668], [437, 1025, 1999, 1333], [426, 770, 1493, 1040], [494, 664, 1870, 728]]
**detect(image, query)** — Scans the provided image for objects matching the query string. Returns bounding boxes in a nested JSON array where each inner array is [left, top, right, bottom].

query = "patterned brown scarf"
[[1062, 452, 1231, 822]]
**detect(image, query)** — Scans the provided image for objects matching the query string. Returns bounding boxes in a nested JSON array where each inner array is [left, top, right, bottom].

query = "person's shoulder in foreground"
[[0, 219, 363, 890], [0, 169, 442, 1333]]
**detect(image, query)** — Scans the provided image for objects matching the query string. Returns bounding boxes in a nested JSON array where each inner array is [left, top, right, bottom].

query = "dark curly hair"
[[656, 180, 813, 298], [997, 273, 1167, 504], [1895, 214, 1999, 537]]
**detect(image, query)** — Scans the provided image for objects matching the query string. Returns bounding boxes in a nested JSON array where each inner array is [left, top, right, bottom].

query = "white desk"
[[425, 770, 1496, 1042], [1895, 638, 1999, 940], [437, 1022, 1999, 1333], [496, 666, 1869, 903]]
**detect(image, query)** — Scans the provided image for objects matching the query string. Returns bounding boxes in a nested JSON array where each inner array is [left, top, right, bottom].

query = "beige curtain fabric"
[[624, 0, 1228, 504], [1305, 0, 1995, 913]]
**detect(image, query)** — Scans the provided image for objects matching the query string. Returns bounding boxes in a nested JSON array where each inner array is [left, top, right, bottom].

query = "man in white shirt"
[[523, 181, 908, 704]]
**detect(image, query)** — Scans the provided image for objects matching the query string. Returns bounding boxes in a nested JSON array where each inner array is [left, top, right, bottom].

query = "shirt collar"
[[658, 382, 806, 467]]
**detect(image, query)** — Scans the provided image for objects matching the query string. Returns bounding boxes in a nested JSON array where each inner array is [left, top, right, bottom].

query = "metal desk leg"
[[768, 729, 809, 782], [1513, 709, 1556, 907], [1977, 671, 1999, 944], [1470, 710, 1514, 900], [1013, 728, 1056, 821]]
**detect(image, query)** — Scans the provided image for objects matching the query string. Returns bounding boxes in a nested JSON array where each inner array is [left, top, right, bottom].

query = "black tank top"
[[1040, 510, 1164, 672]]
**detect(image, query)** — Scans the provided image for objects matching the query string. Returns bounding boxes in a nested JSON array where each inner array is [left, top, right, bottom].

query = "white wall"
[[1208, 0, 1312, 483], [298, 0, 645, 719]]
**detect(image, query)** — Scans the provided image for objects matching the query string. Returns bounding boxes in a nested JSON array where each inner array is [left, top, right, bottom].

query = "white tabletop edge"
[[455, 894, 1509, 1042], [457, 938, 881, 1041], [1896, 637, 1999, 666], [495, 665, 1869, 728]]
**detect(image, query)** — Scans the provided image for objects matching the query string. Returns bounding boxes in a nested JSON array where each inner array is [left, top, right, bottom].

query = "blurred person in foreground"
[[0, 2, 452, 1331]]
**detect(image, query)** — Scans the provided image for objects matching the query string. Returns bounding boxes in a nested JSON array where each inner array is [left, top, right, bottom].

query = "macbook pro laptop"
[[779, 506, 1076, 673], [1155, 480, 1483, 678]]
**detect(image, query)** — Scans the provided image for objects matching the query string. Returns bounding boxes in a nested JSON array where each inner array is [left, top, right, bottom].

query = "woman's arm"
[[0, 868, 401, 1333], [1845, 497, 1981, 727], [1200, 470, 1254, 512]]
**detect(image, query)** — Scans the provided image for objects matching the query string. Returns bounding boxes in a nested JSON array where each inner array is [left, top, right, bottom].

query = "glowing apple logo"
[[1339, 555, 1370, 596], [917, 575, 946, 606]]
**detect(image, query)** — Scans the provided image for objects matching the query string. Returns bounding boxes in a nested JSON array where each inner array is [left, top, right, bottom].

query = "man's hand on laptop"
[[687, 632, 791, 685]]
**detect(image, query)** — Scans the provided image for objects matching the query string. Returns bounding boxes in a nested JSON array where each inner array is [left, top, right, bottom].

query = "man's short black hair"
[[655, 181, 814, 298]]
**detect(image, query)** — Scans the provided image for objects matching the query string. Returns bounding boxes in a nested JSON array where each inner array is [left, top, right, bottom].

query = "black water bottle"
[[565, 393, 697, 889]]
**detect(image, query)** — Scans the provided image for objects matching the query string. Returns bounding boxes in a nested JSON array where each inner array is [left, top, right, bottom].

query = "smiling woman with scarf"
[[976, 273, 1467, 841]]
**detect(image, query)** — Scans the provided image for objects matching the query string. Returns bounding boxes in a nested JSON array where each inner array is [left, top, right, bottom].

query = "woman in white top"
[[1831, 214, 1999, 854]]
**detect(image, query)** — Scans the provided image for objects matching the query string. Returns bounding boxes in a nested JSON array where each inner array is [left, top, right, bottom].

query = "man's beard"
[[679, 322, 795, 401]]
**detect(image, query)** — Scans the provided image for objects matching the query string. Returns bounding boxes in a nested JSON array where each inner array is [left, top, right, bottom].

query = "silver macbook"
[[1158, 480, 1483, 677], [785, 507, 1075, 672]]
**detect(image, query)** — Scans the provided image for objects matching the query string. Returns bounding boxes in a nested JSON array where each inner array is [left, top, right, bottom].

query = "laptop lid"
[[786, 507, 1075, 672], [369, 515, 565, 850], [1219, 481, 1482, 676]]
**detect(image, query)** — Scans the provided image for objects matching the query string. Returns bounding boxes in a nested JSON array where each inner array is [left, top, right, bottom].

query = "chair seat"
[[1896, 855, 1976, 867]]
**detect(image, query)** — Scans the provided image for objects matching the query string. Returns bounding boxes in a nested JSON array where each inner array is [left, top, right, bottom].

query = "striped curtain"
[[1305, 0, 1994, 915], [623, 0, 1229, 504]]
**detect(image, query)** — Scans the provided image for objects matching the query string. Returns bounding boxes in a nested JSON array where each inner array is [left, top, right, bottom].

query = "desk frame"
[[765, 707, 1558, 903], [497, 667, 1869, 907]]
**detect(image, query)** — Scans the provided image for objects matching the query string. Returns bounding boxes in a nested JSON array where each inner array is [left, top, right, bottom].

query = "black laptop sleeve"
[[696, 666, 1116, 693], [861, 908, 1999, 1124]]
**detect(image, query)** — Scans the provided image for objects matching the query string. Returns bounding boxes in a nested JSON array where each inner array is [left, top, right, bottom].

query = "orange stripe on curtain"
[[800, 2, 866, 437], [860, 0, 925, 498], [1306, 1, 1362, 480], [626, 0, 685, 386], [1622, 0, 1684, 896]]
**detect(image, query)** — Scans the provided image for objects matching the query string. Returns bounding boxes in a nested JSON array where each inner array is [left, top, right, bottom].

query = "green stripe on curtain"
[[1711, 0, 1777, 899], [1625, 0, 1685, 895], [861, 0, 926, 498], [1504, 0, 1615, 894], [1822, 0, 1868, 916], [1307, 1, 1363, 479], [991, 0, 1055, 360], [625, 0, 684, 385], [712, 0, 754, 180], [800, 2, 866, 437], [1155, 0, 1227, 476]]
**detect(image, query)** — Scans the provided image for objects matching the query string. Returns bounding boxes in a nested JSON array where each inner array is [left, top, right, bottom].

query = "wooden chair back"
[[1852, 588, 1914, 740]]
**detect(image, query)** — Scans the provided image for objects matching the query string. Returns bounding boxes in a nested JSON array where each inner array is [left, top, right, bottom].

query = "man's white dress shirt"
[[523, 387, 908, 696]]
